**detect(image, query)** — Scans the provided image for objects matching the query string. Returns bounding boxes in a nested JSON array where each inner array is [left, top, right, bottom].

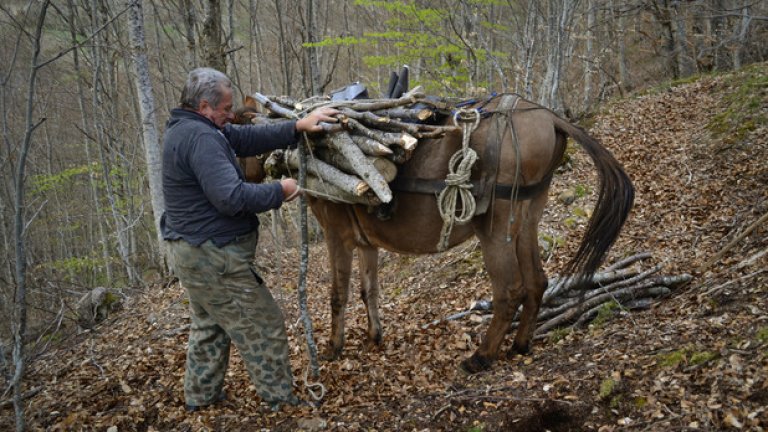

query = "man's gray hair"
[[180, 67, 232, 110]]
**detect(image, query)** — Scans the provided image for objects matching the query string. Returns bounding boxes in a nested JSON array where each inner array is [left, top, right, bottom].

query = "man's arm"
[[224, 121, 298, 157], [190, 133, 285, 215]]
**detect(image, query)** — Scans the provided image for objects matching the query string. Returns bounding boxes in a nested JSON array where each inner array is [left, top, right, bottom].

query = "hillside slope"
[[2, 64, 766, 431]]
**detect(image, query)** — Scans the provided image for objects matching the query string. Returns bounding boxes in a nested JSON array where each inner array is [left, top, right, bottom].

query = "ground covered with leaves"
[[3, 64, 767, 431]]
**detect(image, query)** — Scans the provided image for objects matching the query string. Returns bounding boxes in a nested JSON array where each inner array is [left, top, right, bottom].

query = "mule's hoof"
[[363, 338, 382, 352], [365, 331, 383, 350], [319, 346, 342, 361], [510, 341, 531, 356], [459, 353, 493, 374]]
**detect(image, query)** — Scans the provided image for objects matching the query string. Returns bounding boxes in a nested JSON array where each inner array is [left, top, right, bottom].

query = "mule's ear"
[[244, 95, 258, 108]]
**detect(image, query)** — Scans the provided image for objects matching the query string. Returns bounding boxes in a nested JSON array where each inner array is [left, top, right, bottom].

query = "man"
[[161, 67, 337, 411]]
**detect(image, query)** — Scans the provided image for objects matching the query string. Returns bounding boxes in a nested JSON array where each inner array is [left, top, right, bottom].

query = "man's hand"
[[280, 178, 302, 202], [296, 107, 339, 133]]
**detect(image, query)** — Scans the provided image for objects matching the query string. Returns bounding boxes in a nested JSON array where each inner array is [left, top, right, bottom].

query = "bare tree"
[[306, 0, 321, 95], [539, 0, 582, 113], [10, 3, 50, 430], [181, 0, 198, 69], [202, 0, 226, 71], [127, 0, 165, 267]]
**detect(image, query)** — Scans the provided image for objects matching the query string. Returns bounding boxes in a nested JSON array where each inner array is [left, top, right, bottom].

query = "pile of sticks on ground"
[[251, 88, 458, 205], [431, 252, 692, 335]]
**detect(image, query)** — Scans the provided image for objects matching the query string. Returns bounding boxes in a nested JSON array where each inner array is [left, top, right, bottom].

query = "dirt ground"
[[2, 64, 766, 431]]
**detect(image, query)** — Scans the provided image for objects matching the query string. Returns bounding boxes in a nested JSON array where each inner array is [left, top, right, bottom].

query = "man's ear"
[[198, 99, 212, 114]]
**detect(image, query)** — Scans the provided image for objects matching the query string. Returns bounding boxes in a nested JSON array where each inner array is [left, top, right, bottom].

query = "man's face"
[[199, 86, 234, 128]]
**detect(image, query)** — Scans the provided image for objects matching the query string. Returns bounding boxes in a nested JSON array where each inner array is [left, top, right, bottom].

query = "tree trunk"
[[274, 0, 292, 95], [127, 0, 166, 270], [583, 0, 596, 110], [539, 0, 580, 113], [731, 1, 752, 69], [306, 0, 321, 96], [521, 0, 538, 99], [67, 0, 114, 286], [12, 4, 50, 430], [90, 0, 141, 285], [202, 0, 226, 71], [616, 0, 632, 92], [181, 0, 198, 69], [671, 1, 696, 77]]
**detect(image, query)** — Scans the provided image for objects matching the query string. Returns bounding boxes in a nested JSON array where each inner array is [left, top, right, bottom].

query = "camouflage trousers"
[[167, 231, 297, 407]]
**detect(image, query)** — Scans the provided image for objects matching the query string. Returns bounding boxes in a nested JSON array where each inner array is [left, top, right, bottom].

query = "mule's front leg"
[[358, 246, 382, 348], [321, 235, 354, 361]]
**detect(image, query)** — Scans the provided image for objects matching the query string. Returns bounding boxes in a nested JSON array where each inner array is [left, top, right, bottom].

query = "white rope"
[[437, 109, 481, 251], [302, 365, 327, 401]]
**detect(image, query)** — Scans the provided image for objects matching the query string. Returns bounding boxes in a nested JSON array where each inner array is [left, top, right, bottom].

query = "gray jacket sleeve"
[[189, 131, 284, 215], [223, 121, 299, 157]]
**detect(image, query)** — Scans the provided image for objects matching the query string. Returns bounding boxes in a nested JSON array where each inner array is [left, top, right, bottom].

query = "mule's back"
[[311, 95, 566, 254]]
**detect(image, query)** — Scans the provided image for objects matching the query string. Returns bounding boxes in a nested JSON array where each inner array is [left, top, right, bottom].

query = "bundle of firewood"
[[250, 88, 459, 205], [428, 252, 692, 335]]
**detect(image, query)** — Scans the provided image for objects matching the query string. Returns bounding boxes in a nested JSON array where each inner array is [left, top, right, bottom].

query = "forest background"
[[0, 0, 766, 430]]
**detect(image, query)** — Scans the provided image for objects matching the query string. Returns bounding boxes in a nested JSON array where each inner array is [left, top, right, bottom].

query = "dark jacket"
[[161, 108, 298, 247]]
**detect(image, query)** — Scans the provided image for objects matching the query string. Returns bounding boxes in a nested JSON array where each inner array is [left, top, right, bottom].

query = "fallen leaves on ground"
[[3, 64, 767, 431]]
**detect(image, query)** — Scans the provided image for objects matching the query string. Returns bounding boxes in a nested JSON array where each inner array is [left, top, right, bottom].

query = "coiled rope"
[[437, 108, 481, 251]]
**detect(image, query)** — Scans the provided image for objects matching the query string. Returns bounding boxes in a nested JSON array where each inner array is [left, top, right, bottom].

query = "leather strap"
[[389, 173, 553, 202]]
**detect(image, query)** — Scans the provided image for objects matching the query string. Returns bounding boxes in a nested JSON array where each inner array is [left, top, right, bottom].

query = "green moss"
[[657, 346, 718, 368], [563, 217, 578, 229], [657, 350, 686, 368], [103, 291, 120, 308], [598, 378, 618, 400], [549, 327, 570, 344], [755, 327, 768, 344], [592, 301, 620, 328], [690, 351, 717, 366], [633, 396, 648, 408], [467, 424, 485, 432], [573, 184, 590, 198], [572, 207, 589, 218], [671, 74, 704, 87], [706, 64, 768, 143]]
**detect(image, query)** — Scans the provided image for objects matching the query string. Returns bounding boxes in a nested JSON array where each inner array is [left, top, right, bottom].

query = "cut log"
[[316, 148, 398, 183], [348, 135, 393, 156], [373, 106, 434, 122], [251, 92, 297, 119], [304, 175, 382, 206], [346, 118, 418, 150], [281, 149, 370, 196], [325, 132, 393, 203]]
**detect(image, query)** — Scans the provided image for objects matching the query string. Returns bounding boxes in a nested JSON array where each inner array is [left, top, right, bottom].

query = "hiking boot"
[[185, 391, 227, 412], [267, 395, 316, 412]]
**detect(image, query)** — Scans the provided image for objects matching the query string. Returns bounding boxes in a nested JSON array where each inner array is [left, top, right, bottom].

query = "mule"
[[244, 94, 634, 373], [237, 95, 634, 373]]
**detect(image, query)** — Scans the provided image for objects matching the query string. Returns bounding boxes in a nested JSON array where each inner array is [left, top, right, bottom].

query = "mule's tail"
[[553, 116, 635, 284]]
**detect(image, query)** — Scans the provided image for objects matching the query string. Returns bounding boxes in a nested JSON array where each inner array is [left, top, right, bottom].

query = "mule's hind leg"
[[509, 195, 549, 355], [321, 232, 354, 361], [462, 207, 526, 373], [358, 246, 382, 348]]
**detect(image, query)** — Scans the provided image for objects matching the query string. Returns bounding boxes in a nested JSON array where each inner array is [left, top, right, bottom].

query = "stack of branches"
[[429, 253, 692, 335], [249, 88, 459, 205]]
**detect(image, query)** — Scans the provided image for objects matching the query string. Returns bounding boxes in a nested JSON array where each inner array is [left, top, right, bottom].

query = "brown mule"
[[310, 97, 634, 373], [242, 94, 634, 373]]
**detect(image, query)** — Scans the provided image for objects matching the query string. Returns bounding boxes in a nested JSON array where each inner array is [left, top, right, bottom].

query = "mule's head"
[[233, 95, 268, 125], [234, 96, 268, 183]]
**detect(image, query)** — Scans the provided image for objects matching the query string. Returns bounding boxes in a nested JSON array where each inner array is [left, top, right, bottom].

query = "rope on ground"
[[437, 109, 480, 251]]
